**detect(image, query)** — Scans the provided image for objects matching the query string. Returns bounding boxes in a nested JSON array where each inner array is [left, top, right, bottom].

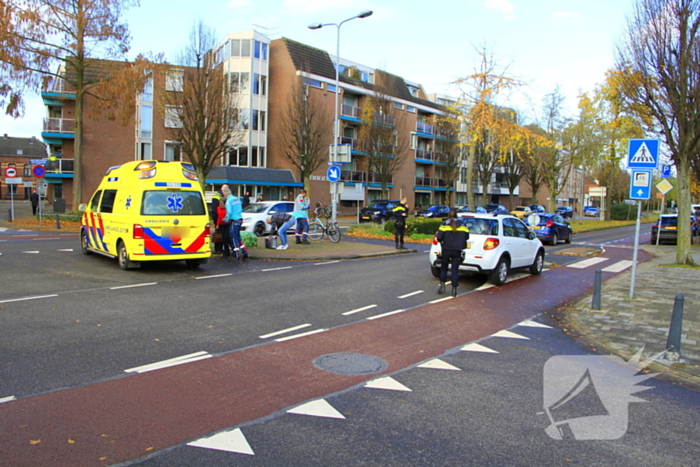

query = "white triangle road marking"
[[491, 330, 529, 340], [287, 399, 346, 419], [364, 376, 412, 392], [460, 343, 499, 353], [187, 428, 254, 455], [417, 358, 462, 371], [517, 320, 553, 329]]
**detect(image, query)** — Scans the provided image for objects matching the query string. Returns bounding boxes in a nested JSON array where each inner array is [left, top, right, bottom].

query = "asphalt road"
[[1, 225, 697, 466]]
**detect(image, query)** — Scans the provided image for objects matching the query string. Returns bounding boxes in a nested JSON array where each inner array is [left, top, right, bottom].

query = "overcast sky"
[[1, 0, 633, 140]]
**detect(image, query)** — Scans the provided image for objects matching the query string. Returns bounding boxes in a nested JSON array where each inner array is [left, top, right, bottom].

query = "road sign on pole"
[[327, 166, 341, 183], [628, 139, 659, 169], [4, 167, 17, 178], [32, 165, 46, 178], [629, 169, 652, 200]]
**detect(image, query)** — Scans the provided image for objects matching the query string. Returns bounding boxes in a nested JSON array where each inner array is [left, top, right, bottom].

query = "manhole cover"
[[313, 353, 388, 375]]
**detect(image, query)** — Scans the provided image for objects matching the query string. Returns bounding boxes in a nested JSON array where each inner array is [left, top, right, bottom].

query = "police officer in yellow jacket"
[[392, 197, 409, 249], [437, 209, 470, 297]]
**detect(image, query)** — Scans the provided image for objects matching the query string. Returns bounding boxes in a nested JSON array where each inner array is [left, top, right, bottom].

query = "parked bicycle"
[[308, 203, 341, 243]]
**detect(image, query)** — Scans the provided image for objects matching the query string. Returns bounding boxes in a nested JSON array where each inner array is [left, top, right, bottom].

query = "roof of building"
[[280, 38, 444, 112], [208, 166, 300, 185], [0, 135, 48, 158]]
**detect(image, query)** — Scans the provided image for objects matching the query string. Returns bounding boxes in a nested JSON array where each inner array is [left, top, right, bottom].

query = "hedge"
[[383, 218, 443, 236], [610, 203, 638, 221]]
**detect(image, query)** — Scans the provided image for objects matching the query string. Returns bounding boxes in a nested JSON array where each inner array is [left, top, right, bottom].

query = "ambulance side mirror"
[[78, 203, 87, 212]]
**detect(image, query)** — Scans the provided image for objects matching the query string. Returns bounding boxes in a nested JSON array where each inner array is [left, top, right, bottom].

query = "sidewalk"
[[567, 244, 700, 384]]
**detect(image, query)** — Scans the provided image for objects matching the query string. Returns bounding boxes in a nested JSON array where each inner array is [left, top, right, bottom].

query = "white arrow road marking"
[[518, 320, 553, 329], [417, 359, 461, 371], [287, 399, 345, 419], [21, 251, 40, 254], [188, 428, 254, 455], [460, 343, 499, 353], [491, 330, 529, 340], [364, 376, 412, 392], [567, 257, 608, 269]]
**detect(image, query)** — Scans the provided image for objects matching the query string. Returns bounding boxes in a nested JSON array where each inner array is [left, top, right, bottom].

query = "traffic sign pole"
[[630, 201, 642, 299]]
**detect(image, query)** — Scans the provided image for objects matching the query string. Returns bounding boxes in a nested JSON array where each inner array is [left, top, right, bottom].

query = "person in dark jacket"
[[266, 212, 295, 250], [392, 197, 409, 249], [437, 209, 469, 297], [30, 189, 40, 215]]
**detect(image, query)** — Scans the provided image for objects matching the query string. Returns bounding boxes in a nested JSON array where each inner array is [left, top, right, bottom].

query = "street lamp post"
[[309, 10, 373, 225]]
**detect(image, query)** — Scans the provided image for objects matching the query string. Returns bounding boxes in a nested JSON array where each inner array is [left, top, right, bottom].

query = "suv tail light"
[[432, 233, 439, 245], [133, 224, 144, 239], [483, 237, 500, 250], [546, 219, 554, 227]]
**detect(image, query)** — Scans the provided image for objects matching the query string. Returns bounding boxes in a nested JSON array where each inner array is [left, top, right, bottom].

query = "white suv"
[[429, 213, 546, 285], [241, 201, 294, 236]]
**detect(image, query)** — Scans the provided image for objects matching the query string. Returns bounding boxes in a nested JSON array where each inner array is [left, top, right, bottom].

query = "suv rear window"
[[660, 217, 678, 227], [460, 217, 498, 236], [141, 190, 206, 215]]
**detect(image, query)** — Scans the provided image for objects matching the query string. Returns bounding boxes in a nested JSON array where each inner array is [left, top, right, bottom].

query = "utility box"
[[53, 198, 66, 214]]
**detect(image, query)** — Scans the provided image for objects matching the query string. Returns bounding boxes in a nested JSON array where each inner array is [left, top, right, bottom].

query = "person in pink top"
[[216, 203, 231, 257]]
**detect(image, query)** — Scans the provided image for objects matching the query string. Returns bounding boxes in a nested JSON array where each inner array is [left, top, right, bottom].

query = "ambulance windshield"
[[141, 191, 206, 216]]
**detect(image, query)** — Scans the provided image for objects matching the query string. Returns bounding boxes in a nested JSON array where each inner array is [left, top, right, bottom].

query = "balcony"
[[339, 137, 366, 152], [368, 172, 392, 185], [341, 104, 362, 119], [417, 121, 435, 135], [42, 78, 75, 99], [415, 149, 434, 161], [415, 176, 446, 188], [341, 170, 366, 183], [45, 158, 75, 176], [373, 112, 395, 127], [43, 118, 75, 136]]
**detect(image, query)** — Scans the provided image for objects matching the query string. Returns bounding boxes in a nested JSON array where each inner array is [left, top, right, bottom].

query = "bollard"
[[591, 268, 602, 310], [666, 294, 684, 359], [55, 213, 61, 230], [8, 208, 13, 222]]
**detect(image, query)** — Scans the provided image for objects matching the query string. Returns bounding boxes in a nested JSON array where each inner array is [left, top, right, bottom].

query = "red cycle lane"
[[0, 247, 646, 466]]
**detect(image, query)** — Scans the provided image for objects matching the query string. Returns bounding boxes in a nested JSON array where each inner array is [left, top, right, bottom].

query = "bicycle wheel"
[[308, 220, 324, 241], [328, 224, 341, 243]]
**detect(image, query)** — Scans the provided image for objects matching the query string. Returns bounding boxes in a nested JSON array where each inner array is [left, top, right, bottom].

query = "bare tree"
[[616, 0, 700, 265], [0, 0, 143, 206], [453, 46, 524, 210], [278, 77, 332, 197], [164, 21, 241, 190], [359, 86, 408, 198]]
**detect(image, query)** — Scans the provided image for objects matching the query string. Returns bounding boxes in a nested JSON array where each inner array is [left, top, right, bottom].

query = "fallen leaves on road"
[[29, 439, 41, 445]]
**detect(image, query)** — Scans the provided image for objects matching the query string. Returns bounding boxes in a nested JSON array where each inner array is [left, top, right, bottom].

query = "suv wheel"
[[550, 233, 558, 246], [430, 265, 440, 278], [529, 251, 544, 275], [254, 222, 266, 236], [489, 257, 509, 286]]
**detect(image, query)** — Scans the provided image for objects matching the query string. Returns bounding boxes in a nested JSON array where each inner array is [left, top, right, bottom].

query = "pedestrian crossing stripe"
[[188, 428, 254, 455], [602, 260, 633, 273], [630, 142, 656, 164], [364, 376, 412, 392], [567, 257, 608, 269]]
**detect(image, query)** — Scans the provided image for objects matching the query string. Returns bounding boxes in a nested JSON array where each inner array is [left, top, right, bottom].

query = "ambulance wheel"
[[80, 229, 92, 255], [185, 259, 203, 268], [117, 241, 131, 270]]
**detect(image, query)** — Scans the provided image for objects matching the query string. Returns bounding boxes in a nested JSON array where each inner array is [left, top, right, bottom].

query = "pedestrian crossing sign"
[[627, 139, 659, 169]]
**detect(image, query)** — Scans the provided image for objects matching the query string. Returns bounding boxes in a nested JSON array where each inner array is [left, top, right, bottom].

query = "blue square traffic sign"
[[629, 169, 652, 200], [628, 139, 659, 169]]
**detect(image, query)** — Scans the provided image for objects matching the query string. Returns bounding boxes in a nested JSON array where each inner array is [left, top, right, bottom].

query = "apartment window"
[[261, 43, 268, 60], [394, 103, 403, 110], [23, 163, 31, 177], [165, 142, 181, 161], [229, 72, 250, 93], [138, 142, 151, 160], [239, 109, 250, 130], [252, 110, 266, 131], [166, 69, 184, 92], [407, 86, 420, 97], [140, 105, 153, 138], [141, 77, 153, 101], [241, 39, 251, 57], [164, 106, 182, 128], [406, 106, 416, 113], [253, 73, 267, 96], [252, 147, 259, 167], [327, 84, 337, 92], [254, 41, 268, 60], [303, 78, 322, 89], [228, 146, 248, 166], [230, 39, 240, 57]]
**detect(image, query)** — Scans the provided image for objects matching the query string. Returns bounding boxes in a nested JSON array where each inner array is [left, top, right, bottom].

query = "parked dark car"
[[528, 204, 545, 213], [650, 214, 698, 244], [359, 199, 401, 223], [526, 213, 573, 245], [484, 203, 510, 215], [415, 204, 451, 219], [555, 206, 574, 219]]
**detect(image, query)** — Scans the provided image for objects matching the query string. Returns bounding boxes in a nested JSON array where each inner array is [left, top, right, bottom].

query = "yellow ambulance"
[[79, 160, 211, 270]]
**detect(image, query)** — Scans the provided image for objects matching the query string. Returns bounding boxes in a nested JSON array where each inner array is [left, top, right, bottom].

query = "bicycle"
[[308, 204, 342, 243]]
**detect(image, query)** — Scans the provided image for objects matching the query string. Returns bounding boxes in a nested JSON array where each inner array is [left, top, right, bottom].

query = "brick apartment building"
[[24, 29, 585, 214], [0, 135, 48, 201]]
